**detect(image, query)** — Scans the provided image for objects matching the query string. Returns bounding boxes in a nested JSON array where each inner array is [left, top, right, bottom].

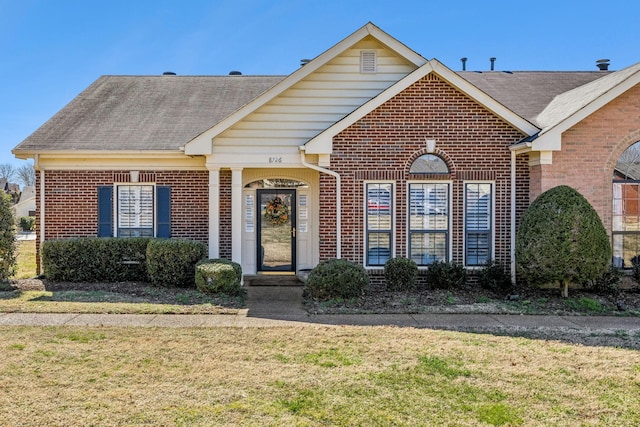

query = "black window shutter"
[[97, 186, 113, 237], [156, 186, 171, 238]]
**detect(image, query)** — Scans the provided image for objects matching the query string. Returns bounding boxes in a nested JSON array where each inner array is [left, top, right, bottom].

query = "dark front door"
[[257, 189, 296, 273]]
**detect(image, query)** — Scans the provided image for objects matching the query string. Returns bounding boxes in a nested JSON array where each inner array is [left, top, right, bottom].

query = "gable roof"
[[459, 71, 607, 126], [303, 59, 541, 155], [536, 62, 640, 132], [13, 75, 284, 154], [529, 61, 640, 152], [184, 22, 428, 155]]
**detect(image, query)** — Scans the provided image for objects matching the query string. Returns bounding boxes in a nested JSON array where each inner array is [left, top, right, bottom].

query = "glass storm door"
[[257, 189, 296, 272]]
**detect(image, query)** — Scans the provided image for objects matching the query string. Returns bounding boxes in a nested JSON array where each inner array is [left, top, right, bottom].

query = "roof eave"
[[305, 59, 540, 155], [184, 22, 429, 156]]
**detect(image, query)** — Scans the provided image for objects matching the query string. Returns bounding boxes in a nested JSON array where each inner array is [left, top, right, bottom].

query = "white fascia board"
[[534, 73, 640, 152], [304, 59, 540, 155], [184, 23, 429, 156]]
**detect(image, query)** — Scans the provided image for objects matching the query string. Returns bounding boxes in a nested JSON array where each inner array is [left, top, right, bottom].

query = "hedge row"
[[41, 238, 208, 287]]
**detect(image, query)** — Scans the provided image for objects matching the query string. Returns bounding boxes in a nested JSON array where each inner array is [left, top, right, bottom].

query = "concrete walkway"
[[0, 285, 638, 335]]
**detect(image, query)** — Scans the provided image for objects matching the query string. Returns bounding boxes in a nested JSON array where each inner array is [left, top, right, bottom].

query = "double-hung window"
[[464, 183, 493, 266], [117, 185, 154, 237], [366, 183, 393, 266], [97, 185, 171, 238], [409, 183, 449, 265]]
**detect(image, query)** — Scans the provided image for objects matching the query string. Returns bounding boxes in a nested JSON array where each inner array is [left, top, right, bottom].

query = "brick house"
[[12, 23, 640, 281]]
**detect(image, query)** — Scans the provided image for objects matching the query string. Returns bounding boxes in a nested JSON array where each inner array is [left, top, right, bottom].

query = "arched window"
[[613, 141, 640, 267], [409, 154, 449, 174]]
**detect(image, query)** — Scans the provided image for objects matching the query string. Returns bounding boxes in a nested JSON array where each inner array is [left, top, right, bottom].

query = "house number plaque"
[[268, 157, 282, 164]]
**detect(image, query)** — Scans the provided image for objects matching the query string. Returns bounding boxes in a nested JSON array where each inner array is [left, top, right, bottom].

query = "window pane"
[[367, 233, 391, 266], [118, 185, 154, 237], [410, 233, 446, 265], [466, 232, 490, 266], [613, 233, 640, 268], [409, 183, 448, 230], [409, 154, 449, 174]]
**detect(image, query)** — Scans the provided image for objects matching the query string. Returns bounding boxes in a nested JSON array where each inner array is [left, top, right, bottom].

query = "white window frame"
[[364, 181, 395, 268], [463, 181, 495, 267], [406, 181, 452, 267], [114, 183, 156, 237]]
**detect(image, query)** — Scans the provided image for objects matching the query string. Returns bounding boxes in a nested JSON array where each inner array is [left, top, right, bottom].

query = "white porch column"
[[231, 167, 243, 264], [208, 167, 220, 259]]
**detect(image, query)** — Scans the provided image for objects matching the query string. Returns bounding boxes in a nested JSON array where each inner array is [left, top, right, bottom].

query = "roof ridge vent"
[[229, 71, 242, 76], [162, 71, 176, 76]]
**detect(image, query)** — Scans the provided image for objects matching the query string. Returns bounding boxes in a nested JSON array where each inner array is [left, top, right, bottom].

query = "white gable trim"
[[533, 70, 640, 152], [184, 22, 428, 156], [304, 59, 540, 155]]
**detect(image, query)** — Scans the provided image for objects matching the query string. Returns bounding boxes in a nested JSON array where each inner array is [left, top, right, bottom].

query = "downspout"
[[299, 146, 341, 259], [510, 141, 532, 283], [35, 154, 45, 275], [510, 150, 516, 283]]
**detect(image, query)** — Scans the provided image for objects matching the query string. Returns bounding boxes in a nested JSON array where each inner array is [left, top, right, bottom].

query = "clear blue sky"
[[2, 0, 638, 170]]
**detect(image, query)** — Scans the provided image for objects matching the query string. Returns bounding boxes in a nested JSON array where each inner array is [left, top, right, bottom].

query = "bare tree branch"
[[16, 164, 36, 187], [0, 163, 16, 182]]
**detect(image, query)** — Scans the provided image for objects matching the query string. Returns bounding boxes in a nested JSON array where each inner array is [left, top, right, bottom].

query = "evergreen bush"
[[478, 260, 512, 294], [305, 258, 368, 301], [18, 216, 35, 231], [583, 266, 621, 297], [516, 185, 611, 297], [42, 237, 150, 282], [195, 259, 244, 296], [384, 257, 418, 291], [425, 261, 467, 290], [146, 239, 207, 288], [0, 193, 16, 282]]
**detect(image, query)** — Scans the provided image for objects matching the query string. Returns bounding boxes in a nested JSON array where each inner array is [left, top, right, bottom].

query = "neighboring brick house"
[[12, 22, 640, 279]]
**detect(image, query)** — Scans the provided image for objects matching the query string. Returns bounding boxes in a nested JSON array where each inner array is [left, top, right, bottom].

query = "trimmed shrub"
[[18, 216, 35, 231], [425, 261, 467, 290], [516, 185, 611, 297], [0, 193, 16, 282], [42, 237, 150, 282], [478, 260, 512, 294], [305, 258, 369, 301], [384, 257, 418, 291], [195, 259, 244, 296], [146, 239, 207, 288], [584, 266, 621, 297]]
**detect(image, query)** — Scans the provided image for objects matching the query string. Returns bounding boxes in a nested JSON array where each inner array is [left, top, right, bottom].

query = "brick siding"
[[529, 84, 640, 235], [319, 74, 528, 272], [35, 170, 209, 272]]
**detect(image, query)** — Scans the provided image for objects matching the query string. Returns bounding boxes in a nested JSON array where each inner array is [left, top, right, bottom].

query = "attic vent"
[[360, 51, 377, 73]]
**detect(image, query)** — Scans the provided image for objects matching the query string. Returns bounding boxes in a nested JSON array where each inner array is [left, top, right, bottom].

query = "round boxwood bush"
[[478, 260, 512, 294], [425, 260, 467, 290], [384, 257, 418, 291], [516, 185, 611, 297], [305, 258, 369, 301], [195, 259, 244, 296], [146, 239, 208, 288]]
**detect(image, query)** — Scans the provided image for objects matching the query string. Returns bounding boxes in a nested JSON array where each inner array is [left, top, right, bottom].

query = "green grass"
[[14, 239, 36, 279], [8, 326, 632, 426]]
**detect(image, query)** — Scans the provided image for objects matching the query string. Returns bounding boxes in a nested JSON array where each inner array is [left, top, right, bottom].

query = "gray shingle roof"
[[14, 70, 612, 153], [14, 75, 284, 152], [458, 71, 607, 126]]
